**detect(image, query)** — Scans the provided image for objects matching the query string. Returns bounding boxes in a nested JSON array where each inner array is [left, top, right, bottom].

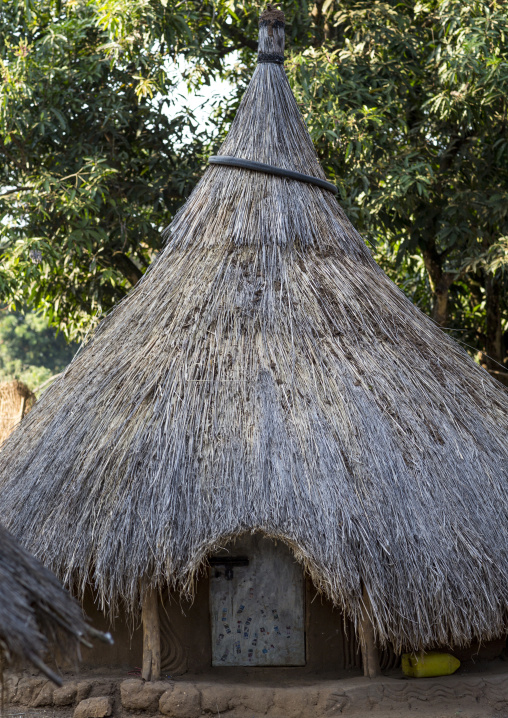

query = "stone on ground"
[[53, 681, 78, 706], [120, 678, 171, 711], [74, 696, 113, 718], [159, 684, 201, 718]]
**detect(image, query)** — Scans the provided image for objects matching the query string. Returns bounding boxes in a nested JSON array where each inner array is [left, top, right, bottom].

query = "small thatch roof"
[[0, 380, 35, 446], [0, 522, 104, 684], [0, 7, 507, 654]]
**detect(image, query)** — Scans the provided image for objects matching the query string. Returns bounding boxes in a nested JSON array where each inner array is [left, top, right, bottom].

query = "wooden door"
[[210, 534, 305, 666]]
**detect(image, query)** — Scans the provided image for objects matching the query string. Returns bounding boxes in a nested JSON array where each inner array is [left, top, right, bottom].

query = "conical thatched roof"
[[0, 8, 507, 654], [0, 522, 102, 684]]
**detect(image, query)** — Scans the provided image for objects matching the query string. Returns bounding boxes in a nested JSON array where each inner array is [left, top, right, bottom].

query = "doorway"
[[209, 534, 305, 666]]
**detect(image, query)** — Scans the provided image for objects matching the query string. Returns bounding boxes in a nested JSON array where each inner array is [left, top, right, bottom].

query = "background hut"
[[0, 6, 507, 681], [0, 380, 35, 447], [0, 522, 107, 685]]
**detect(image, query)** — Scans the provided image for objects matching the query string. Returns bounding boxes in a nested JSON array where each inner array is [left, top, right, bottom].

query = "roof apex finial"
[[258, 4, 285, 64], [259, 4, 285, 22]]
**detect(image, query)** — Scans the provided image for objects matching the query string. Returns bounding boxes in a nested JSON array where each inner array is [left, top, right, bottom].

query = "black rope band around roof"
[[259, 18, 285, 30], [209, 156, 338, 195], [258, 52, 284, 64]]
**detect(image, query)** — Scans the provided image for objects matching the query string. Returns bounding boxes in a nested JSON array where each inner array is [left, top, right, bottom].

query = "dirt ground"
[[5, 659, 508, 718], [4, 700, 508, 718]]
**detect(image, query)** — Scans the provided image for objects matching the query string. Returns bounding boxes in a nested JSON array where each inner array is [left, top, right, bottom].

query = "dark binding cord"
[[209, 156, 338, 195], [257, 53, 284, 64]]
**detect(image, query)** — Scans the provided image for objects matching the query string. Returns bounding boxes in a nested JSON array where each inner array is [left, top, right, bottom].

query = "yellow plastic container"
[[401, 651, 460, 678]]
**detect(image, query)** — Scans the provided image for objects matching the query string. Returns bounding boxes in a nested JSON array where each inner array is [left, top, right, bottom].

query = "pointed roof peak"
[[258, 4, 285, 62], [259, 4, 285, 24], [214, 4, 325, 176]]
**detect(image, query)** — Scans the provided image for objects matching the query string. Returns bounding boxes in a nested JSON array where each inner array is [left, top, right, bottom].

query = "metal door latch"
[[209, 556, 249, 580]]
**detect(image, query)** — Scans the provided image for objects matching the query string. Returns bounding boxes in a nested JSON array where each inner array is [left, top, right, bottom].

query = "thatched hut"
[[0, 6, 507, 680], [0, 380, 34, 447], [0, 522, 105, 685]]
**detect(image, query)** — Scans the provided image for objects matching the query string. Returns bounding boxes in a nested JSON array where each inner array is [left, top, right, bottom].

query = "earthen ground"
[[5, 660, 508, 718]]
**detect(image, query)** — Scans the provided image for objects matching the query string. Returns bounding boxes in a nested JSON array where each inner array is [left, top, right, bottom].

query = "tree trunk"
[[359, 585, 381, 678], [432, 290, 449, 328], [141, 586, 161, 681], [422, 247, 455, 327], [112, 251, 143, 286], [485, 274, 504, 371]]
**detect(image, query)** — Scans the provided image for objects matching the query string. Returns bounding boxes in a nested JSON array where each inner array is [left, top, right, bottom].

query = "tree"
[[0, 0, 211, 339], [286, 0, 508, 369]]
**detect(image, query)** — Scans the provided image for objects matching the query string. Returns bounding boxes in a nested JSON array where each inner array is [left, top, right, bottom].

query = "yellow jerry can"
[[401, 651, 461, 678]]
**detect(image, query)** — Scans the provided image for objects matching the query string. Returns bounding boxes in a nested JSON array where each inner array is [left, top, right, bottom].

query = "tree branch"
[[221, 25, 257, 52], [0, 187, 35, 198]]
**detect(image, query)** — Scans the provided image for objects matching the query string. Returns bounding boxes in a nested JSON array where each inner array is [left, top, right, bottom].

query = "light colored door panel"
[[210, 534, 305, 666]]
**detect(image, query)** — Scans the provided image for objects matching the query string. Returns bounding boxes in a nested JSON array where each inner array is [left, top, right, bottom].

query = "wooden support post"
[[141, 585, 161, 681], [359, 584, 381, 678], [18, 395, 26, 423]]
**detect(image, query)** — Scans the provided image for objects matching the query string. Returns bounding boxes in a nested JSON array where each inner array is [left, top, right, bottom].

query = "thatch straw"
[[0, 522, 106, 685], [0, 7, 507, 653], [0, 381, 34, 447]]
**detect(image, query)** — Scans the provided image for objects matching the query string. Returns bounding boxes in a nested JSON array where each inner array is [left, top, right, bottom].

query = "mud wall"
[[81, 576, 360, 674]]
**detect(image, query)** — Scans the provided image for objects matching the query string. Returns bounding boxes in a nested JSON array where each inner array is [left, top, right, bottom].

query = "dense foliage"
[[0, 0, 210, 338], [1, 0, 507, 371]]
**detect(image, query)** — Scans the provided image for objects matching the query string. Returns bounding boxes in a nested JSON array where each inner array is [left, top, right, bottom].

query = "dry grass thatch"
[[0, 522, 104, 685], [0, 381, 35, 447], [0, 7, 507, 653]]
